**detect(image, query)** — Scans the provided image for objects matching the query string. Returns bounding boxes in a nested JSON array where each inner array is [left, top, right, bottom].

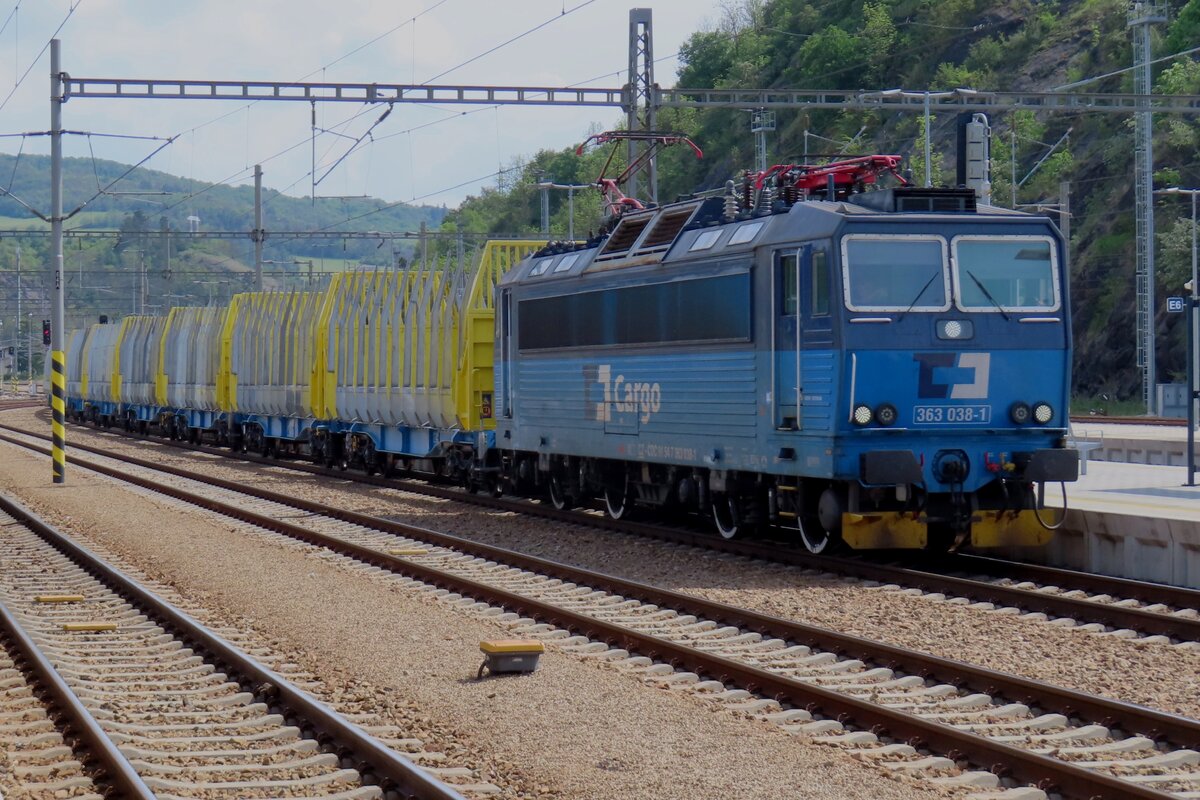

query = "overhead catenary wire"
[[309, 7, 1011, 231], [422, 0, 597, 84], [0, 0, 81, 114], [151, 0, 456, 211], [0, 1, 21, 44]]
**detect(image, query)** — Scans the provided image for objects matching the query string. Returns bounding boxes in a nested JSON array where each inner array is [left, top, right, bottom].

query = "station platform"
[[1069, 419, 1199, 467], [1003, 422, 1200, 588]]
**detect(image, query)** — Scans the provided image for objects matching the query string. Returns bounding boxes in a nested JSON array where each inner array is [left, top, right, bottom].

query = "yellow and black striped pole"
[[50, 40, 66, 484], [50, 349, 66, 483]]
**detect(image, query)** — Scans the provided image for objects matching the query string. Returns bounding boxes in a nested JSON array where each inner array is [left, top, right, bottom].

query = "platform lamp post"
[[1156, 187, 1199, 486]]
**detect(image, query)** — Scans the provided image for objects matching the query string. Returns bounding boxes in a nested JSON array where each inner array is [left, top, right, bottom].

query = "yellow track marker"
[[388, 548, 430, 556], [479, 639, 545, 655], [61, 622, 117, 632], [478, 639, 544, 678], [34, 595, 85, 604]]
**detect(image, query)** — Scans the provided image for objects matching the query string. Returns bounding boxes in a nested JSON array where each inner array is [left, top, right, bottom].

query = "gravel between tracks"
[[0, 431, 951, 800], [29, 409, 1200, 723]]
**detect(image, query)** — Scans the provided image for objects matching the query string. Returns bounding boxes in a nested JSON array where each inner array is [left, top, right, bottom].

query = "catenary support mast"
[[1129, 2, 1166, 413], [49, 39, 66, 483], [625, 8, 656, 205]]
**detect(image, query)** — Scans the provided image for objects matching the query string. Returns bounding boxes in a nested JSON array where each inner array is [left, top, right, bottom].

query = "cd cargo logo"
[[588, 364, 662, 424], [913, 352, 991, 399]]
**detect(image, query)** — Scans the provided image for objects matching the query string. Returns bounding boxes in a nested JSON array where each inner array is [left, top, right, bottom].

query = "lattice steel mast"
[[624, 8, 656, 205], [1129, 2, 1167, 413]]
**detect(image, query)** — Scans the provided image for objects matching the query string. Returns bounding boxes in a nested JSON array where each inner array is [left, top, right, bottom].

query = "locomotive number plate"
[[912, 404, 991, 424]]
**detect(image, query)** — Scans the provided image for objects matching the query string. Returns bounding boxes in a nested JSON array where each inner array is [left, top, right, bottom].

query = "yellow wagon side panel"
[[453, 240, 545, 430]]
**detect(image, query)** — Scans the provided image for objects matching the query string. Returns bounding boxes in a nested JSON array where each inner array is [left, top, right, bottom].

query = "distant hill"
[[0, 153, 445, 260], [0, 153, 446, 332]]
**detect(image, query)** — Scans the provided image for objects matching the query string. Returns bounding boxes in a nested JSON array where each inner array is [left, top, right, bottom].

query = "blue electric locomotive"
[[489, 156, 1079, 552]]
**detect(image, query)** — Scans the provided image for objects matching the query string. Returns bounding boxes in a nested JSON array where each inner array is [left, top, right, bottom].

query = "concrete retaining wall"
[[1002, 509, 1200, 590]]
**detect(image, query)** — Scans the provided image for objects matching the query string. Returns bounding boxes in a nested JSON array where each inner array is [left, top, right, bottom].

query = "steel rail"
[[0, 490, 467, 800], [931, 552, 1200, 613], [12, 420, 1200, 642], [0, 594, 156, 799], [2, 434, 1194, 800]]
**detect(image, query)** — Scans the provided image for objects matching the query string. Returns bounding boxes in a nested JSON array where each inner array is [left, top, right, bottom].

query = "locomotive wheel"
[[603, 480, 631, 520], [547, 472, 574, 511], [711, 494, 741, 539], [798, 487, 843, 554], [797, 516, 841, 554]]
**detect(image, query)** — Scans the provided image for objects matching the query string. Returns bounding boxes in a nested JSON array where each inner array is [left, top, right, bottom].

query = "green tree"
[[794, 26, 859, 88], [1164, 0, 1200, 57], [858, 1, 896, 85], [1157, 215, 1198, 292]]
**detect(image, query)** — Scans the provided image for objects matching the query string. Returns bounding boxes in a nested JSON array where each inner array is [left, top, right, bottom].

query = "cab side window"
[[781, 253, 798, 316], [811, 250, 830, 316]]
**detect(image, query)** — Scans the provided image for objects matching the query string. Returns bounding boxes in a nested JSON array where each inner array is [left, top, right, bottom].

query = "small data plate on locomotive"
[[912, 404, 991, 425]]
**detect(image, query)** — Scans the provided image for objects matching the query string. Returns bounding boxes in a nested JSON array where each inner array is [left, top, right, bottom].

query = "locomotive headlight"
[[937, 319, 973, 340], [875, 403, 898, 426], [1033, 402, 1054, 424], [1009, 402, 1031, 425], [852, 404, 873, 426]]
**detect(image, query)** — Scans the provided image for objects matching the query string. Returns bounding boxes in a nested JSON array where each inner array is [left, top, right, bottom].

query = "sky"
[[0, 0, 726, 213]]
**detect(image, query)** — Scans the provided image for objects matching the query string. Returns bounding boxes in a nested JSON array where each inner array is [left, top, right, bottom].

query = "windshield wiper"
[[895, 270, 941, 322], [966, 270, 1011, 321]]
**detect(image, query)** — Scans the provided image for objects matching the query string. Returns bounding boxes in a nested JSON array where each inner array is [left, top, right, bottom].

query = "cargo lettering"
[[594, 364, 662, 424]]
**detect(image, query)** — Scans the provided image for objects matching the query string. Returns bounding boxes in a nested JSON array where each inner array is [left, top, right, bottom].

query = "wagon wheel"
[[363, 441, 378, 476]]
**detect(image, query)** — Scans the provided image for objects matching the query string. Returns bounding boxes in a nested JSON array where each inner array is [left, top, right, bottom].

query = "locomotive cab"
[[767, 189, 1078, 552]]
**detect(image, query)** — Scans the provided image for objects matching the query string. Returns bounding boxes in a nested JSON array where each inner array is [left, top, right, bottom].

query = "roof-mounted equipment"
[[576, 130, 703, 225], [742, 155, 908, 212]]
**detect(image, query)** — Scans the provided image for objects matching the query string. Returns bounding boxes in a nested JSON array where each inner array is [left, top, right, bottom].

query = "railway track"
[[4, 427, 1200, 798], [11, 418, 1200, 647], [0, 489, 478, 800]]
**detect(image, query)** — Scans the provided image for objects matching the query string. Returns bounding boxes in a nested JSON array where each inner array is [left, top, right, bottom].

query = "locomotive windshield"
[[841, 235, 950, 312], [952, 236, 1059, 311]]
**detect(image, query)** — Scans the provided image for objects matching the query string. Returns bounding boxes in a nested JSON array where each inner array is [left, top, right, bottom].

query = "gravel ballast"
[[0, 433, 950, 800], [25, 410, 1200, 723]]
